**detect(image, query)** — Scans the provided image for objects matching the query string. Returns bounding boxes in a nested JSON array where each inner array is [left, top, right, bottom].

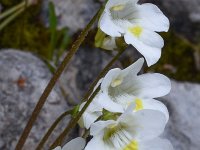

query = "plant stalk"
[[0, 1, 25, 20], [50, 86, 100, 149], [36, 109, 73, 150]]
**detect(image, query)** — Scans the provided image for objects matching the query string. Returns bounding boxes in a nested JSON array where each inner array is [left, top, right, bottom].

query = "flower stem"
[[35, 109, 74, 150], [15, 7, 104, 150], [50, 86, 100, 149]]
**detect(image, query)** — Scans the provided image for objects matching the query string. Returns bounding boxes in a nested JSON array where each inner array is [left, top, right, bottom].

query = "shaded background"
[[0, 0, 199, 149]]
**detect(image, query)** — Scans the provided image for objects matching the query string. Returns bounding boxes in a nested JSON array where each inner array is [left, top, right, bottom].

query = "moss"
[[0, 2, 51, 57], [147, 31, 200, 83], [1, 0, 22, 7], [0, 1, 70, 61]]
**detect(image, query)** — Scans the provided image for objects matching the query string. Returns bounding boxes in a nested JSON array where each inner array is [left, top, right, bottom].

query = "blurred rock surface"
[[162, 80, 200, 150], [42, 0, 100, 34], [0, 49, 69, 150]]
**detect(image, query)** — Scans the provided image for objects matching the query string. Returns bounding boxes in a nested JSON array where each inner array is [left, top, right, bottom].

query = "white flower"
[[95, 58, 171, 121], [85, 109, 172, 150], [78, 100, 103, 129], [53, 137, 86, 150], [99, 0, 169, 66]]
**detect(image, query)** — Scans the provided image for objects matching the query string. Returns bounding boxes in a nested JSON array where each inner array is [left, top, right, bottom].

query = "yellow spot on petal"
[[134, 98, 143, 111], [111, 78, 123, 87], [123, 140, 138, 150], [110, 4, 125, 11], [128, 26, 143, 38]]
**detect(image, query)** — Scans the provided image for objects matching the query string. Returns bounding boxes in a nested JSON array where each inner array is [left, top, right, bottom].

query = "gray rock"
[[162, 80, 200, 150], [158, 0, 200, 23], [0, 49, 69, 150], [42, 0, 100, 34]]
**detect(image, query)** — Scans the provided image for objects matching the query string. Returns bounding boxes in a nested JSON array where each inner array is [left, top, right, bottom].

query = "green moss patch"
[[0, 1, 71, 62]]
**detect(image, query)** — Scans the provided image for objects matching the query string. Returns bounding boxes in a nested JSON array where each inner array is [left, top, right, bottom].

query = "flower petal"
[[90, 120, 116, 136], [80, 111, 102, 129], [62, 137, 86, 150], [85, 136, 114, 150], [106, 0, 138, 10], [121, 58, 144, 77], [120, 109, 166, 141], [139, 29, 164, 49], [101, 68, 121, 92], [99, 12, 124, 37], [140, 99, 169, 123], [79, 101, 103, 129], [136, 3, 170, 32], [133, 73, 171, 98], [95, 92, 124, 113], [124, 30, 163, 66], [134, 110, 166, 141]]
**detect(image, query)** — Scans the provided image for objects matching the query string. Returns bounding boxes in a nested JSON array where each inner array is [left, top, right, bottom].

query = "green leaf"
[[60, 28, 71, 51], [48, 1, 57, 60], [72, 105, 80, 118], [55, 28, 71, 65]]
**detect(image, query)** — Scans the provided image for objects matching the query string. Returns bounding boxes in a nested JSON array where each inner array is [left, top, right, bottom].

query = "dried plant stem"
[[35, 48, 126, 149], [0, 7, 25, 31], [15, 7, 103, 150], [0, 1, 25, 20]]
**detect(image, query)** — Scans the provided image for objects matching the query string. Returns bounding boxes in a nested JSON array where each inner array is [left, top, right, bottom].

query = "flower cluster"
[[79, 58, 173, 150], [97, 0, 169, 66], [54, 0, 173, 150]]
